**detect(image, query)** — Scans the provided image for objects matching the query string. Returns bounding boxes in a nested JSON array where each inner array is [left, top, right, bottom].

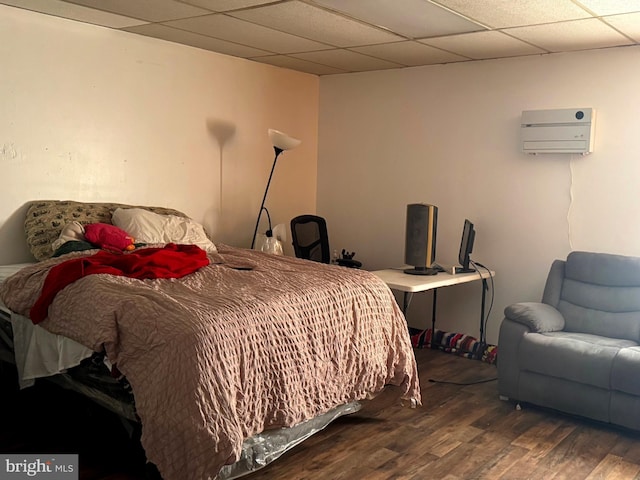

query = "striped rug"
[[409, 327, 498, 364]]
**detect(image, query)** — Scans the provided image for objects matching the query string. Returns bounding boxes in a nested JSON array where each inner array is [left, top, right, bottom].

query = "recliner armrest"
[[504, 302, 565, 333]]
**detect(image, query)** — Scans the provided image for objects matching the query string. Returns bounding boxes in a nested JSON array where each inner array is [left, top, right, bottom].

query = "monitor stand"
[[404, 267, 438, 276], [454, 266, 476, 274]]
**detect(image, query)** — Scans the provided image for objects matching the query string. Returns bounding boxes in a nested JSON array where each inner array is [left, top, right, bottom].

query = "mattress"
[[0, 263, 94, 388]]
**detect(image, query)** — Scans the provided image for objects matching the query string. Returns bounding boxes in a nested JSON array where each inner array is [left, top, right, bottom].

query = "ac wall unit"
[[521, 108, 596, 154]]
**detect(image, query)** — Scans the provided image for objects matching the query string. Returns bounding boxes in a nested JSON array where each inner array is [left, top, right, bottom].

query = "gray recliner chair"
[[498, 251, 640, 430]]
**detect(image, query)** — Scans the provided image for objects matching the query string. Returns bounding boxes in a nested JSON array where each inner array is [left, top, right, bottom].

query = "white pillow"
[[112, 208, 217, 253]]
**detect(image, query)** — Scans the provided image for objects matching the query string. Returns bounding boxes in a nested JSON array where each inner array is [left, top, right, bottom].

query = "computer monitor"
[[458, 219, 475, 273], [404, 203, 439, 276]]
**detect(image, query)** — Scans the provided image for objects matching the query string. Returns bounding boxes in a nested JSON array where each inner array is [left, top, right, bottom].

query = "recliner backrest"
[[543, 251, 640, 342]]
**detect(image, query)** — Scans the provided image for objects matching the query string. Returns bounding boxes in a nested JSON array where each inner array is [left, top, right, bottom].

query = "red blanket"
[[31, 243, 209, 323]]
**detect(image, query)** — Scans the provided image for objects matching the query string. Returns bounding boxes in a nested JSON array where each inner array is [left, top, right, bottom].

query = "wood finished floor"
[[2, 348, 640, 479]]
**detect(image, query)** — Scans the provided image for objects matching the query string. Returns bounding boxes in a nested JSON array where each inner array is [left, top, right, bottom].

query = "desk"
[[372, 268, 494, 348]]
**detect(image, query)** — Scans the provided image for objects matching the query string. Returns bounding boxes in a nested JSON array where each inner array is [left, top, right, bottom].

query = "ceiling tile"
[[291, 49, 403, 72], [311, 0, 485, 38], [164, 14, 330, 54], [124, 23, 271, 57], [422, 30, 546, 59], [180, 0, 274, 12], [64, 0, 211, 22], [229, 0, 403, 47], [576, 0, 640, 16], [433, 0, 592, 28], [506, 18, 634, 52], [351, 41, 469, 66], [0, 0, 147, 27], [602, 12, 640, 42], [250, 55, 347, 75]]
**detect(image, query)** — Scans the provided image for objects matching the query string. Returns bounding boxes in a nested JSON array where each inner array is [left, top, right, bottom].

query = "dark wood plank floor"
[[2, 348, 640, 479]]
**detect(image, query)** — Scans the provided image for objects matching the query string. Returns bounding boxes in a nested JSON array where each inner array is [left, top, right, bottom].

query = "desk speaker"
[[404, 203, 438, 275]]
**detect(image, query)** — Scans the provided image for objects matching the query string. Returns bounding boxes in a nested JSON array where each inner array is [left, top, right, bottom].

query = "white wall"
[[0, 5, 318, 263], [5, 5, 640, 346], [318, 46, 640, 345]]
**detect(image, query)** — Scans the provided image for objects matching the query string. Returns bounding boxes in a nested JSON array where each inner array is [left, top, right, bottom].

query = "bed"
[[0, 200, 421, 480]]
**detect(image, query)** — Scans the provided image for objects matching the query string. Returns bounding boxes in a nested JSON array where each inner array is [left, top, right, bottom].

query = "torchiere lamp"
[[250, 129, 301, 249]]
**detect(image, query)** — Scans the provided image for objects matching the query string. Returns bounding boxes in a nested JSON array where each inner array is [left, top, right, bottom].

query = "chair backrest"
[[290, 215, 330, 264], [542, 251, 640, 341]]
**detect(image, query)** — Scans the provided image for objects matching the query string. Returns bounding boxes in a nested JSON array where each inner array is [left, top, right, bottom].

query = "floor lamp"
[[250, 129, 301, 249]]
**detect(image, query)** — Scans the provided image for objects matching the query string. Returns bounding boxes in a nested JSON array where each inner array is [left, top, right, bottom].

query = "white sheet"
[[0, 263, 94, 388], [0, 263, 36, 284]]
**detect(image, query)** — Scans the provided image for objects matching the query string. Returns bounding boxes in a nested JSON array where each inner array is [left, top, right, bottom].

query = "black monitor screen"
[[458, 219, 475, 272]]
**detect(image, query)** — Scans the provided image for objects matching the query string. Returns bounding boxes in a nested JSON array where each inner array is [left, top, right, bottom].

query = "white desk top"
[[371, 268, 495, 293]]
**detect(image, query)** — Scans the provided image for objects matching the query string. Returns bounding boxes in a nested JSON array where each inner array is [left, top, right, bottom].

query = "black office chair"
[[290, 215, 331, 264]]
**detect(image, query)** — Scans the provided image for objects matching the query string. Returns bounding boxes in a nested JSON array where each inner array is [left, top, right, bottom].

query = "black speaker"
[[404, 203, 438, 275]]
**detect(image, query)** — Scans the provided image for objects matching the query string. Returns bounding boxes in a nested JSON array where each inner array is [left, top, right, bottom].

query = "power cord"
[[568, 153, 575, 250], [470, 259, 495, 346], [428, 377, 497, 385], [424, 259, 498, 386]]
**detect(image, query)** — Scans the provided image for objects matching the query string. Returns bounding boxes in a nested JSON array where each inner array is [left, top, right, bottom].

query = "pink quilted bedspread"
[[1, 245, 420, 480]]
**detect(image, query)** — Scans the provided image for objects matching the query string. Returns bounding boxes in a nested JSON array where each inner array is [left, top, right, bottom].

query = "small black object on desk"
[[337, 249, 362, 268]]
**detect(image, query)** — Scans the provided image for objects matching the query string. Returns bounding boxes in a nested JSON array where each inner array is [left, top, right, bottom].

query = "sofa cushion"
[[611, 347, 640, 396], [565, 251, 640, 287], [558, 251, 640, 342], [519, 331, 637, 389], [558, 298, 640, 342]]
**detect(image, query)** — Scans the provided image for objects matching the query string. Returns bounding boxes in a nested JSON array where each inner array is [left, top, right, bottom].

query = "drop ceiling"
[[3, 0, 640, 75]]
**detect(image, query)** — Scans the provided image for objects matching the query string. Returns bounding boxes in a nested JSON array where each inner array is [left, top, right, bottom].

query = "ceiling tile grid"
[[163, 13, 331, 54], [2, 0, 640, 75], [290, 48, 404, 72], [311, 0, 486, 38], [65, 0, 212, 23], [0, 0, 148, 27], [433, 0, 594, 28], [421, 30, 546, 60], [505, 18, 635, 52], [229, 1, 405, 47], [602, 12, 640, 42], [124, 23, 272, 58], [351, 41, 469, 66]]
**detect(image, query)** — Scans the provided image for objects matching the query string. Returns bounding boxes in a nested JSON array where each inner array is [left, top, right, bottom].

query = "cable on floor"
[[428, 377, 497, 385]]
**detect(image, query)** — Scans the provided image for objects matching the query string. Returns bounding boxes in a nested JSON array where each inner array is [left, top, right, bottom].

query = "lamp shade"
[[268, 129, 301, 151]]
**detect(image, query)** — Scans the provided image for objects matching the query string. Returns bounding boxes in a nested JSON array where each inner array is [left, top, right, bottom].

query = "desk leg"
[[402, 292, 412, 316], [476, 278, 488, 359], [431, 288, 438, 349], [480, 279, 487, 343]]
